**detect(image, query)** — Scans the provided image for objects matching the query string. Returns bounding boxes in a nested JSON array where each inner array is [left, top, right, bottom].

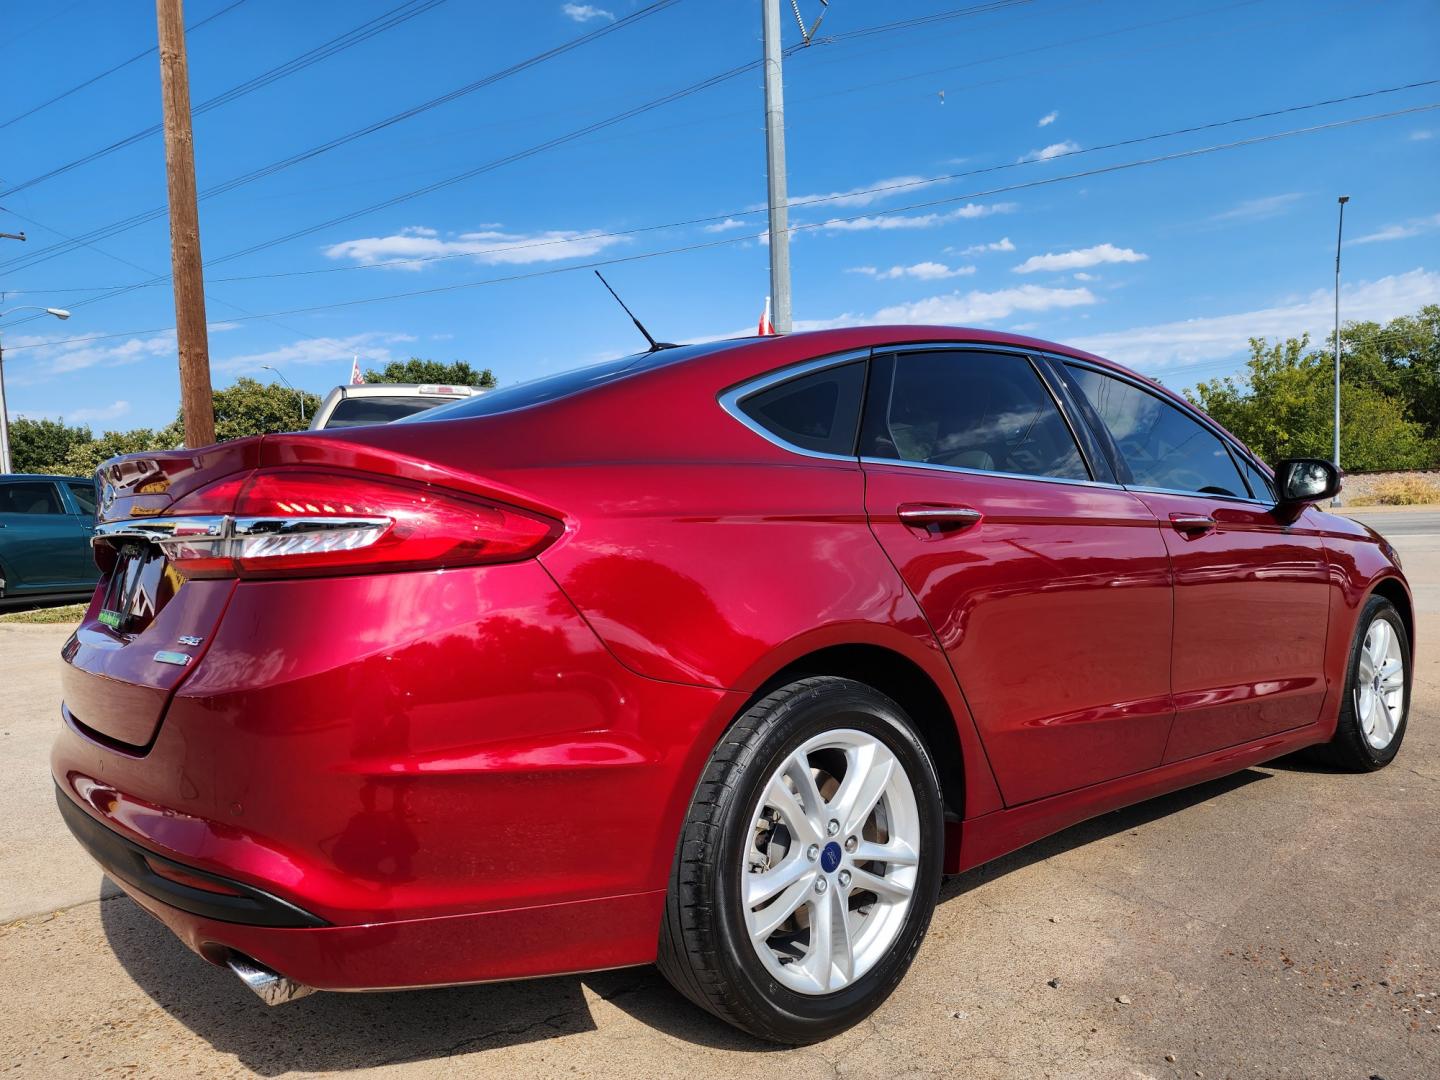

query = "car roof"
[[0, 473, 90, 482]]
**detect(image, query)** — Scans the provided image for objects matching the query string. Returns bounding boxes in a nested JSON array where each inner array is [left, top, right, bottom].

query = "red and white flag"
[[758, 296, 775, 336], [349, 355, 365, 385]]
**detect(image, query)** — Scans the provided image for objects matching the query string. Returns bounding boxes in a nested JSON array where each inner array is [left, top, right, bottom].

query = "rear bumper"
[[52, 561, 743, 988], [58, 780, 665, 990], [54, 784, 325, 929]]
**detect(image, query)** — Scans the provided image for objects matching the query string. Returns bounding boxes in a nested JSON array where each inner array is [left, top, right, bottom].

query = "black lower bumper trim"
[[55, 787, 328, 929]]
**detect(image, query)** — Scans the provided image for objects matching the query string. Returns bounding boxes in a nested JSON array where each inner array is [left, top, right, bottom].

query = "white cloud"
[[788, 175, 945, 212], [324, 223, 626, 269], [1408, 130, 1434, 141], [948, 236, 1015, 256], [561, 3, 613, 22], [66, 400, 131, 424], [870, 284, 1097, 324], [214, 332, 417, 374], [3, 330, 177, 384], [811, 201, 1017, 233], [702, 217, 749, 233], [1073, 272, 1097, 281], [850, 261, 977, 281], [1351, 212, 1440, 245], [1210, 193, 1303, 222], [1070, 268, 1440, 369], [1013, 243, 1147, 273], [1038, 110, 1059, 127], [1019, 140, 1079, 163]]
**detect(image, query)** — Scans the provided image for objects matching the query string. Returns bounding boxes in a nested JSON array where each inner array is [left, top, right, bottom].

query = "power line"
[[0, 0, 683, 272], [0, 0, 447, 195], [12, 78, 1434, 294], [0, 0, 1045, 282], [0, 0, 250, 131], [7, 101, 1432, 356]]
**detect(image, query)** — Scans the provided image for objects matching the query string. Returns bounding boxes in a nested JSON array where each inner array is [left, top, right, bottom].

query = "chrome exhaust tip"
[[226, 954, 317, 1006]]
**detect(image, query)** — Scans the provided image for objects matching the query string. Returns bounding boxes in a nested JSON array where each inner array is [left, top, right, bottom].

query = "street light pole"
[[261, 365, 306, 426], [1332, 195, 1349, 504], [761, 0, 792, 333], [0, 306, 71, 474]]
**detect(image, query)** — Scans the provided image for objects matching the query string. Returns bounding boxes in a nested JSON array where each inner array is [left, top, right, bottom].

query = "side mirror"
[[1273, 458, 1341, 506]]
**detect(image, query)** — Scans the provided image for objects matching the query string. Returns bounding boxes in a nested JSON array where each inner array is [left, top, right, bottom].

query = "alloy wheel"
[[1355, 615, 1406, 750], [741, 729, 921, 995]]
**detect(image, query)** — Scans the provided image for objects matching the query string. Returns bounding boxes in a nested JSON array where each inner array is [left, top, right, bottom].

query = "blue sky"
[[1, 0, 1436, 431]]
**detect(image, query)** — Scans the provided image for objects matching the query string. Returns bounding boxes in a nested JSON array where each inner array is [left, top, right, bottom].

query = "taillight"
[[94, 469, 560, 579]]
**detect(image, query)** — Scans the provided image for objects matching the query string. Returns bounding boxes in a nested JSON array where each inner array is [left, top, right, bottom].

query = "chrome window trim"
[[718, 339, 1278, 504], [716, 348, 873, 463], [858, 455, 1125, 492], [1122, 484, 1274, 508]]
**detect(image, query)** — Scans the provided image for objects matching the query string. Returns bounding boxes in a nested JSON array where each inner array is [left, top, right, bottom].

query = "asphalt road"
[[2, 513, 1437, 1079], [1349, 509, 1440, 536]]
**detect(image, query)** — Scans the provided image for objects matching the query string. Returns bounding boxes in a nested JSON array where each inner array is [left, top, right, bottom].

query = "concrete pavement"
[[2, 513, 1437, 1079]]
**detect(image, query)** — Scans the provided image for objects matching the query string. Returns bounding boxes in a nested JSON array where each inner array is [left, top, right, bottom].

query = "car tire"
[[1319, 594, 1411, 771], [657, 676, 944, 1044]]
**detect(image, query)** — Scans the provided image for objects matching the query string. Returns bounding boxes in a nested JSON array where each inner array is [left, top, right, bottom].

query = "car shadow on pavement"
[[940, 768, 1270, 902], [100, 769, 1271, 1071]]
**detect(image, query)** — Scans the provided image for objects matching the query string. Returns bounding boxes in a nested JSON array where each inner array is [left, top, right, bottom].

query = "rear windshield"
[[325, 396, 454, 428], [403, 341, 744, 423]]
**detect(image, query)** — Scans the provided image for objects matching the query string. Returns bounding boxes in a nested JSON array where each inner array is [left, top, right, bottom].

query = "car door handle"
[[1170, 513, 1217, 535], [897, 504, 983, 533]]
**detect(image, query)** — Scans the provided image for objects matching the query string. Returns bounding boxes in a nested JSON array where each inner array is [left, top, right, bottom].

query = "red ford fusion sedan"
[[53, 327, 1412, 1043]]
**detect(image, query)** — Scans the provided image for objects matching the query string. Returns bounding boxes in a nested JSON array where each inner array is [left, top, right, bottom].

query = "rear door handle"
[[897, 504, 983, 533], [1170, 513, 1217, 535]]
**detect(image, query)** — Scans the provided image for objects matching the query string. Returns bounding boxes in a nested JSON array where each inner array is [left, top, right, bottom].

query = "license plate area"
[[99, 543, 177, 636]]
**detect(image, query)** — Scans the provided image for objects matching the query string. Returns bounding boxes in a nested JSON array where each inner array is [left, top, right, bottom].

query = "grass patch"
[[1350, 476, 1440, 506], [0, 603, 87, 624]]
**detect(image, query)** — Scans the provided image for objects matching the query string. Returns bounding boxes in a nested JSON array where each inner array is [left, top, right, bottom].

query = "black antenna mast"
[[594, 271, 675, 352]]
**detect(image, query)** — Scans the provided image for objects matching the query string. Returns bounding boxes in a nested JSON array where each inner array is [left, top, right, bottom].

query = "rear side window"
[[66, 482, 98, 516], [1066, 365, 1248, 497], [737, 361, 866, 456], [861, 350, 1089, 481], [326, 396, 450, 428], [0, 481, 64, 515]]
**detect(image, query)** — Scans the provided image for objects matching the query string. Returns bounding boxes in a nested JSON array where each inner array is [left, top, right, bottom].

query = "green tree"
[[1330, 304, 1440, 442], [8, 417, 95, 474], [62, 427, 178, 477], [1187, 329, 1438, 471], [203, 377, 320, 441], [363, 357, 496, 387]]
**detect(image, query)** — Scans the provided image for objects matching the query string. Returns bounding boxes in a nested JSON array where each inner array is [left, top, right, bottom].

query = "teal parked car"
[[0, 474, 99, 604]]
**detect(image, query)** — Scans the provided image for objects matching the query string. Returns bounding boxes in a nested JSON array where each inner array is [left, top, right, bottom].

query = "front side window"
[[1239, 456, 1276, 502], [861, 350, 1089, 481], [736, 361, 866, 456], [1066, 365, 1247, 497], [66, 482, 98, 516], [0, 481, 64, 515]]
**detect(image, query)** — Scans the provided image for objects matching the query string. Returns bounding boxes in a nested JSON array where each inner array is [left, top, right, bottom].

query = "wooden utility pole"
[[156, 0, 214, 447]]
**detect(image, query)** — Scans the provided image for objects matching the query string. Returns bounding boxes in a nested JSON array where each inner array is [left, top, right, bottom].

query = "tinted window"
[[1066, 366, 1247, 497], [406, 341, 741, 423], [326, 396, 452, 428], [0, 481, 64, 515], [1239, 456, 1276, 501], [66, 481, 97, 516], [862, 351, 1088, 481], [738, 362, 865, 456]]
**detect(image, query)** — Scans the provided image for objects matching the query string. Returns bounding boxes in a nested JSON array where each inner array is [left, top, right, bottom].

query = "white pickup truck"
[[308, 383, 482, 430]]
